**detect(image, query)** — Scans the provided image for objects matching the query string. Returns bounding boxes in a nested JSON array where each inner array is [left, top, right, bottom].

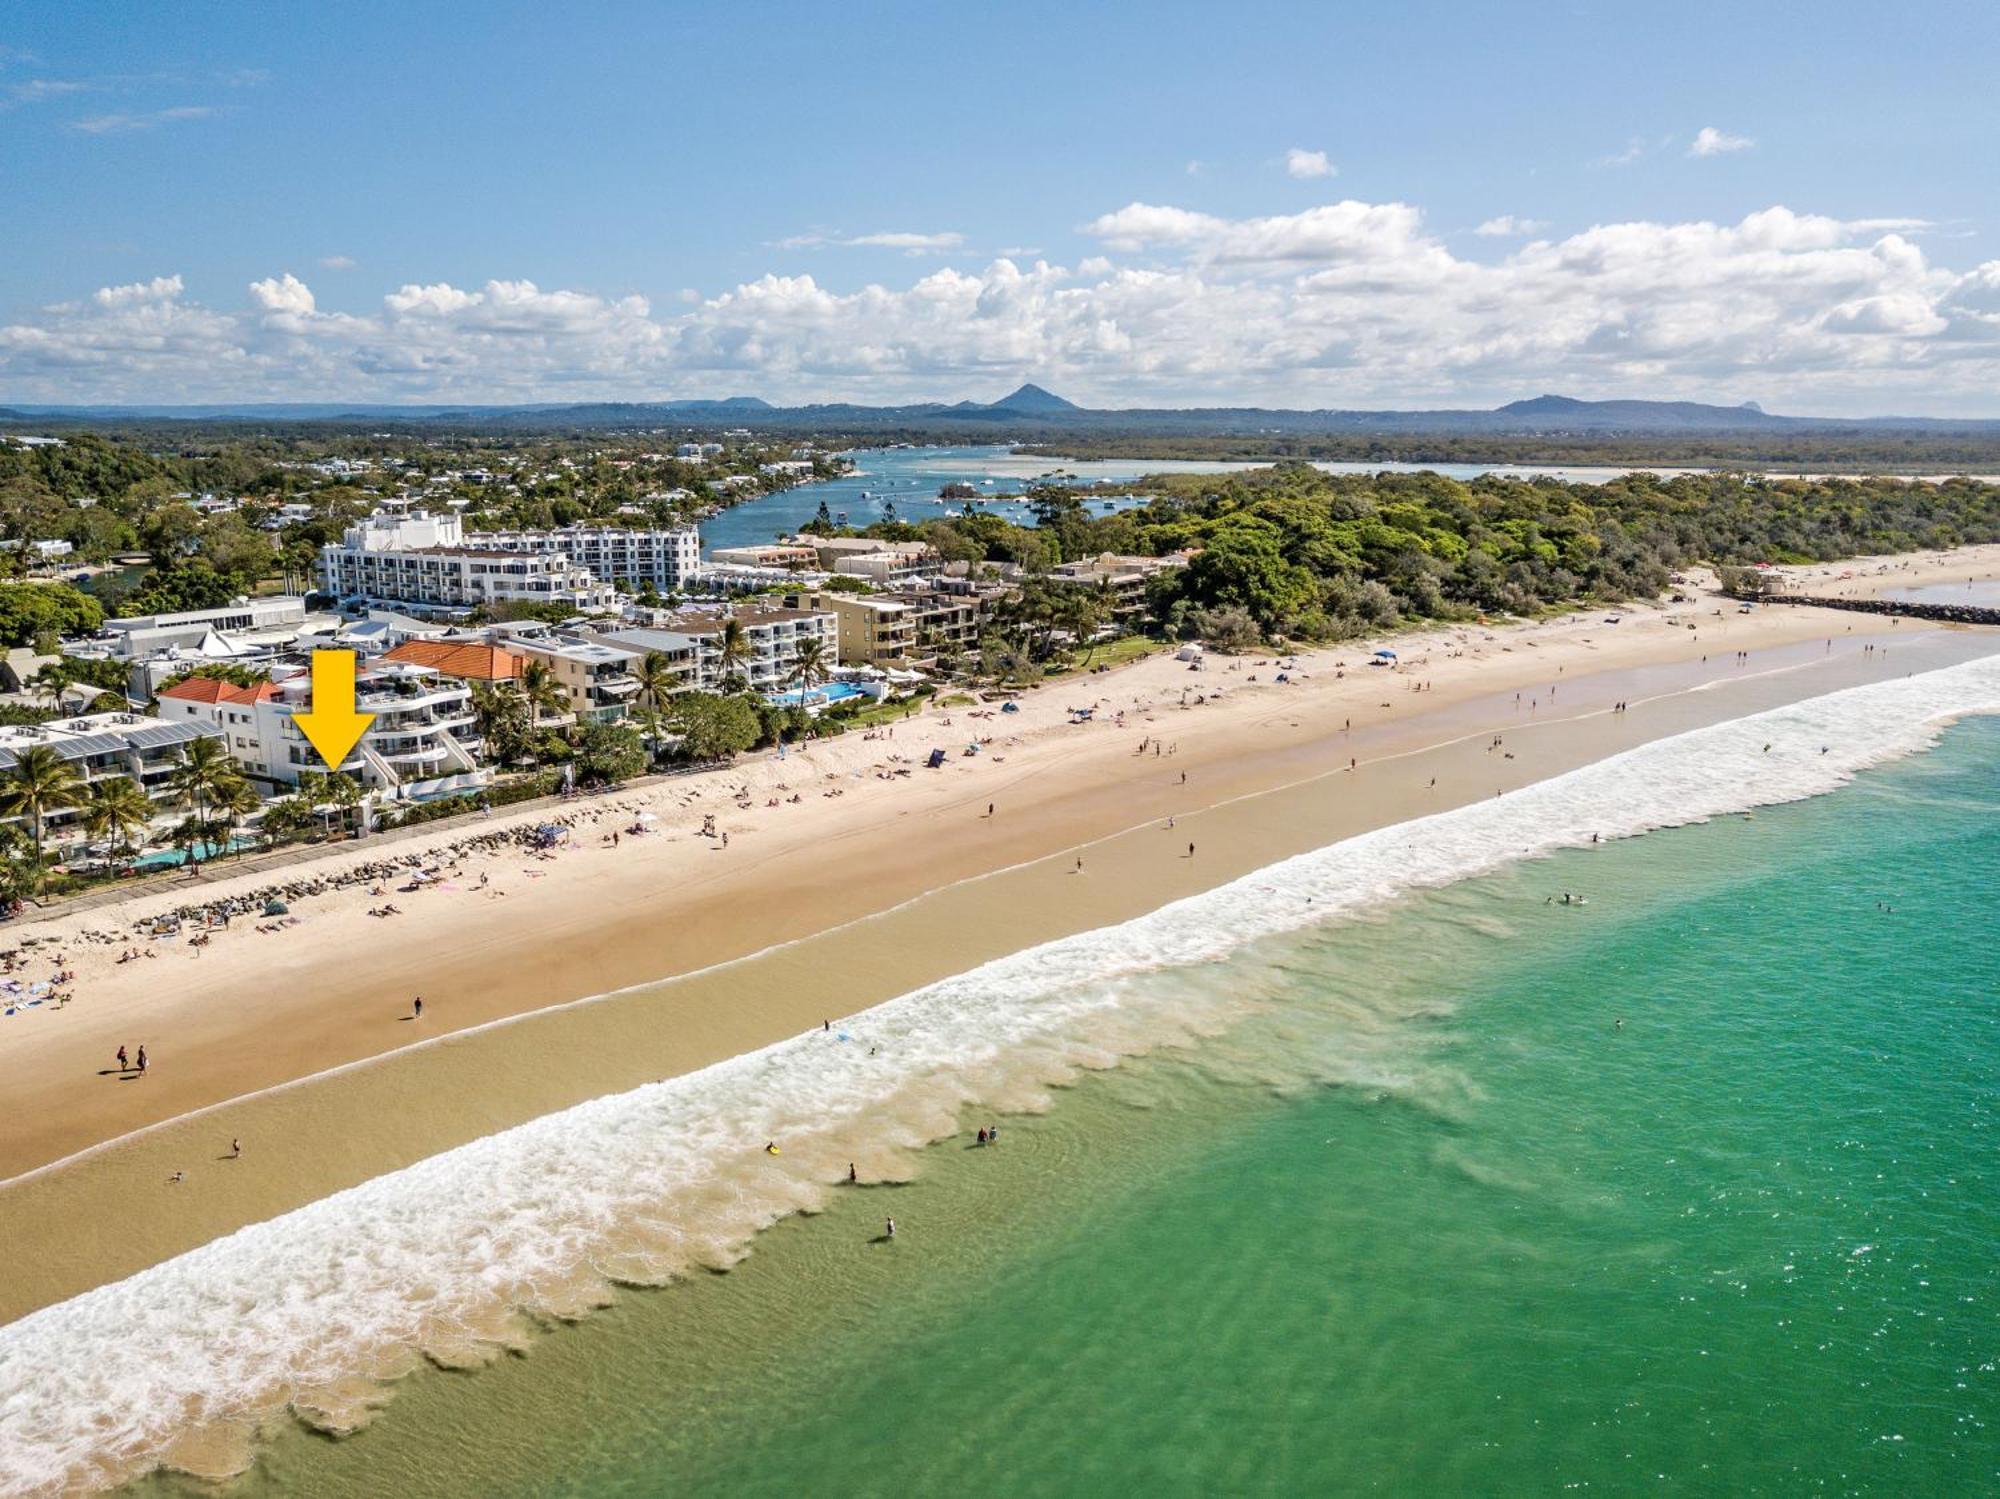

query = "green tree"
[[715, 618, 752, 691], [0, 583, 105, 649], [81, 774, 156, 864], [786, 636, 831, 694], [0, 744, 88, 885], [574, 720, 647, 784], [664, 691, 761, 762]]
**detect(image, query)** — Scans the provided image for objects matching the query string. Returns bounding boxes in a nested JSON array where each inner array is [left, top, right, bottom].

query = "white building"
[[317, 511, 618, 617], [468, 524, 701, 594], [594, 604, 838, 694], [0, 712, 223, 853], [156, 661, 491, 801]]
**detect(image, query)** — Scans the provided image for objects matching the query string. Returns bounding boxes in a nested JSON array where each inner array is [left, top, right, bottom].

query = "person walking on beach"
[[1075, 857, 1084, 874], [116, 1045, 128, 1072], [135, 1045, 147, 1075], [413, 996, 423, 1020], [885, 1217, 896, 1239], [848, 1163, 857, 1184], [1188, 842, 1196, 858], [230, 1138, 241, 1158]]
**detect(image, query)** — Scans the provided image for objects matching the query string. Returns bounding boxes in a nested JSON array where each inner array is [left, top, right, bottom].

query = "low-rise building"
[[596, 605, 838, 694], [0, 712, 223, 853], [1045, 551, 1191, 617], [707, 542, 822, 571], [156, 662, 490, 801], [783, 591, 916, 670], [508, 638, 643, 724]]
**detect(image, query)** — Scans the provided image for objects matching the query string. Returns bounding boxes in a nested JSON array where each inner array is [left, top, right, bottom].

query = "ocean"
[[7, 657, 1998, 1496]]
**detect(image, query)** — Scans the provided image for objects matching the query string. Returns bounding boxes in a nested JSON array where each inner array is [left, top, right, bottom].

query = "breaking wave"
[[4, 653, 1999, 1495]]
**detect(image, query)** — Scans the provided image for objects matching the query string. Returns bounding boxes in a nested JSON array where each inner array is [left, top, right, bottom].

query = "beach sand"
[[0, 545, 1996, 1327]]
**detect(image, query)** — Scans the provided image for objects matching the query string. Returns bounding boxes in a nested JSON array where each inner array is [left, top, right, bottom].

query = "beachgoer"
[[848, 1163, 857, 1184], [230, 1138, 241, 1158], [1075, 857, 1084, 873], [885, 1217, 896, 1239], [116, 1045, 128, 1072], [136, 1045, 147, 1074], [1188, 842, 1196, 858], [977, 1127, 988, 1145], [413, 996, 423, 1019]]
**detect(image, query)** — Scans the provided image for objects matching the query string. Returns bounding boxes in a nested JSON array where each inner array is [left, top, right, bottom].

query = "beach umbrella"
[[1373, 649, 1398, 660]]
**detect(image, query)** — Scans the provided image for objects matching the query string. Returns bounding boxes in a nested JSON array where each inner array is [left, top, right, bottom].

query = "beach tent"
[[926, 747, 947, 768], [1371, 649, 1397, 663], [262, 899, 288, 916]]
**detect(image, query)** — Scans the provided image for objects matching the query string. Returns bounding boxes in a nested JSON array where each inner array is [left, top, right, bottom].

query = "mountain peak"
[[987, 382, 1078, 413]]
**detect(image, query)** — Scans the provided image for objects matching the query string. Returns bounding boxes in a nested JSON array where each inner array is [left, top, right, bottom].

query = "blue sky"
[[3, 0, 1998, 412]]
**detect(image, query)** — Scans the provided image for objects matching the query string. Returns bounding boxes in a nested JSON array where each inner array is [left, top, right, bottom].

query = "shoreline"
[[0, 547, 1996, 1329], [0, 564, 1996, 1494], [6, 632, 2000, 1497]]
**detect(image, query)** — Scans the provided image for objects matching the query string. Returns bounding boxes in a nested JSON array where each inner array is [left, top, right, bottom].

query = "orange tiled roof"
[[157, 677, 278, 705], [382, 640, 523, 680]]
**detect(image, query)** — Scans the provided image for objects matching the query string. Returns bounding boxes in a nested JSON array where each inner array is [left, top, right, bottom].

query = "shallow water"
[[699, 444, 1684, 553], [136, 713, 2000, 1497]]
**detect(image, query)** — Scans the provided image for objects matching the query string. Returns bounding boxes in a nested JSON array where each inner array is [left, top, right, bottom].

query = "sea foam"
[[4, 653, 1999, 1495]]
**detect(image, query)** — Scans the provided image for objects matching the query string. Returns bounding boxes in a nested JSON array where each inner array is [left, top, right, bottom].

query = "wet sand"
[[0, 547, 1996, 1325]]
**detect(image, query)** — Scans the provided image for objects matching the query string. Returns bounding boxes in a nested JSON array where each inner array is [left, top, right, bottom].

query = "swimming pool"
[[764, 682, 872, 710], [130, 837, 254, 869]]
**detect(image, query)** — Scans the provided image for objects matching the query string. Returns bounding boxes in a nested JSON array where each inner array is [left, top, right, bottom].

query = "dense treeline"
[[856, 466, 2000, 642], [1016, 432, 2000, 471]]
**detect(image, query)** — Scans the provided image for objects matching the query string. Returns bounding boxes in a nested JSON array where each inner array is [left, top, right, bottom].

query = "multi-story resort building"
[[783, 591, 917, 670], [156, 660, 491, 802], [468, 523, 701, 594], [506, 638, 646, 724], [594, 605, 839, 694], [0, 712, 223, 854], [317, 512, 619, 617]]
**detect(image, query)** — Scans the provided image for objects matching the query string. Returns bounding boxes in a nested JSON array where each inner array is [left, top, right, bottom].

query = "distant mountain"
[[985, 382, 1078, 414], [1493, 395, 1788, 430], [4, 389, 1998, 438]]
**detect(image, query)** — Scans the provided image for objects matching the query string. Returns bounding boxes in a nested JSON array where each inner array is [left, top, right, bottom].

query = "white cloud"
[[1475, 216, 1548, 238], [1285, 147, 1335, 180], [319, 254, 356, 271], [3, 201, 1996, 413], [1689, 126, 1753, 157], [8, 77, 88, 104], [1185, 159, 1203, 176], [776, 229, 965, 255], [70, 105, 219, 135], [249, 273, 316, 317], [92, 275, 184, 308]]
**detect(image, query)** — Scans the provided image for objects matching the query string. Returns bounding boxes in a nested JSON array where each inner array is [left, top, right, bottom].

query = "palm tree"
[[517, 661, 571, 725], [216, 776, 263, 859], [81, 775, 156, 866], [27, 661, 71, 712], [0, 744, 88, 887], [716, 618, 752, 692], [786, 637, 831, 695], [168, 736, 240, 825], [633, 650, 680, 713]]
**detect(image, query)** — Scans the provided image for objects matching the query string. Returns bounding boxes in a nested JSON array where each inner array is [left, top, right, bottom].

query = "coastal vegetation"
[[847, 467, 2000, 643]]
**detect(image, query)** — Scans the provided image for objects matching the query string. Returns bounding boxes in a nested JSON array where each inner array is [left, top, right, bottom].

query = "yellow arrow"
[[294, 649, 375, 770]]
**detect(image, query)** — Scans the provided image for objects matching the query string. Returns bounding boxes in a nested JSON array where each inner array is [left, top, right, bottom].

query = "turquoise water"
[[700, 445, 1664, 553], [199, 716, 2000, 1498]]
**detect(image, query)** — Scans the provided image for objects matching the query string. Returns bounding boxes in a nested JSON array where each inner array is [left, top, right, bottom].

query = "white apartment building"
[[318, 511, 618, 616], [0, 712, 223, 853], [156, 661, 491, 801], [595, 605, 838, 694], [469, 524, 701, 594]]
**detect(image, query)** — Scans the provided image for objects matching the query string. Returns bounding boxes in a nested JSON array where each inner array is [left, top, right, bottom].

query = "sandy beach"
[[1, 544, 1997, 1332]]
